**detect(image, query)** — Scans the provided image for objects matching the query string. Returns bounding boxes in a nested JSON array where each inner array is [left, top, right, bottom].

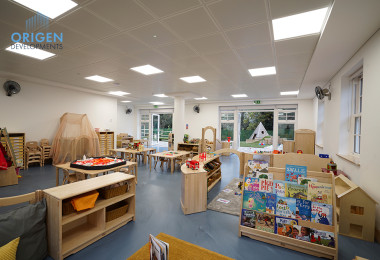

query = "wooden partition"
[[272, 153, 330, 172]]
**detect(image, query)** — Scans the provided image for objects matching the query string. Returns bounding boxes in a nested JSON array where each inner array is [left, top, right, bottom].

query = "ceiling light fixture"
[[130, 65, 164, 75], [231, 94, 248, 98], [121, 100, 132, 103], [280, 91, 299, 96], [248, 66, 276, 77], [85, 75, 114, 82], [153, 94, 168, 98], [108, 91, 130, 96], [5, 42, 55, 60], [12, 0, 78, 19], [272, 7, 329, 41], [194, 97, 208, 100], [180, 76, 206, 83], [150, 102, 164, 105]]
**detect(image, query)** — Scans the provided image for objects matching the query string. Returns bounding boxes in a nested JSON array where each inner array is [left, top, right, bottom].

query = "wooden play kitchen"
[[44, 172, 135, 260], [149, 151, 190, 174]]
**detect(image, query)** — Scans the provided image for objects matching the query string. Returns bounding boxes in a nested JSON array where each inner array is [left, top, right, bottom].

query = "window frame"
[[351, 71, 363, 156]]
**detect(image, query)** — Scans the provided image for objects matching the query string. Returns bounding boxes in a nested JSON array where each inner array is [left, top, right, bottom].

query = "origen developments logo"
[[10, 13, 63, 50]]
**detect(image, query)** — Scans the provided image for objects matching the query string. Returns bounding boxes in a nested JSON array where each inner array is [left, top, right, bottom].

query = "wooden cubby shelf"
[[44, 172, 135, 260]]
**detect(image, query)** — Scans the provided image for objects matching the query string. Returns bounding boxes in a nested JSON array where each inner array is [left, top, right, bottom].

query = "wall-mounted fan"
[[193, 105, 200, 113], [315, 86, 331, 100], [126, 108, 133, 114], [3, 80, 21, 96]]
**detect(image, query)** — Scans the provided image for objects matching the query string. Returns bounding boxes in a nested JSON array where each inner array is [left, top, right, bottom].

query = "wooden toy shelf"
[[177, 143, 200, 155], [239, 168, 338, 259], [97, 131, 114, 156], [44, 172, 135, 260]]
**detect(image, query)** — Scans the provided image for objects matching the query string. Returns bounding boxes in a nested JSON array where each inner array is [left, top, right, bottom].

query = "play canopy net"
[[51, 113, 100, 165]]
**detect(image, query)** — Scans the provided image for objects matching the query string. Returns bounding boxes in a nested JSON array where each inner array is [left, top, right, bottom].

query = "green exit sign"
[[254, 100, 261, 104]]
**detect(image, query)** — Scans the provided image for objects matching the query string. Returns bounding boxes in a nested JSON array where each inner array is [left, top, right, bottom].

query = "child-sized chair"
[[40, 139, 52, 166], [25, 141, 42, 169]]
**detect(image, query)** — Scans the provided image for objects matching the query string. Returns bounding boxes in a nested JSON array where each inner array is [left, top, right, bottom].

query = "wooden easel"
[[0, 127, 19, 186]]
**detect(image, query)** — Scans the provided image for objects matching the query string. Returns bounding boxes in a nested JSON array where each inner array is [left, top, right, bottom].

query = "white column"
[[273, 107, 279, 150], [173, 97, 185, 151]]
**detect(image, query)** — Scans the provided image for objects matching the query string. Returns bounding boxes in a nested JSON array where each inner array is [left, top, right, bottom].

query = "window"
[[278, 108, 296, 140], [221, 112, 234, 121], [352, 73, 363, 154], [220, 112, 234, 141], [140, 114, 149, 139]]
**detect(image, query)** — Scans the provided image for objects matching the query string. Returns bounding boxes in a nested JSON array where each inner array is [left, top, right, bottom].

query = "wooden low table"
[[149, 151, 190, 174], [54, 161, 137, 186], [110, 148, 155, 164], [128, 233, 233, 260]]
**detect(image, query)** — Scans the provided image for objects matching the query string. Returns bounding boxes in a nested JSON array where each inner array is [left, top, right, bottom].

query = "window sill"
[[315, 144, 324, 149], [336, 154, 360, 166]]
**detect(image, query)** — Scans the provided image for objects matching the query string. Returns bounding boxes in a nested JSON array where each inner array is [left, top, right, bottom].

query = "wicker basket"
[[62, 199, 75, 215], [100, 183, 128, 199], [106, 201, 129, 222]]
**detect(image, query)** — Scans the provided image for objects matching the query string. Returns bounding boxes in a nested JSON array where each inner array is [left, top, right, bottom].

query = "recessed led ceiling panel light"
[[6, 43, 55, 60], [153, 94, 168, 98], [150, 102, 164, 105], [231, 94, 248, 98], [130, 65, 164, 75], [85, 75, 114, 83], [180, 76, 206, 83], [108, 91, 130, 96], [248, 66, 276, 77], [121, 100, 132, 103], [280, 91, 299, 96], [272, 7, 329, 40], [13, 0, 78, 19], [194, 97, 208, 100]]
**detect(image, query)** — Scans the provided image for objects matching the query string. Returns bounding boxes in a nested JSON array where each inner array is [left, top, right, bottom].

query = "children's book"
[[276, 196, 297, 218], [273, 180, 286, 197], [274, 216, 298, 236], [310, 229, 335, 248], [298, 177, 318, 185], [259, 179, 273, 193], [257, 172, 273, 180], [285, 164, 307, 182], [248, 159, 269, 174], [292, 225, 311, 242], [149, 234, 169, 260], [244, 177, 260, 191], [266, 193, 277, 214], [242, 191, 266, 212], [255, 212, 275, 233], [307, 182, 332, 204], [286, 182, 308, 200], [296, 199, 311, 221], [242, 191, 255, 210], [241, 209, 256, 228], [311, 202, 333, 225]]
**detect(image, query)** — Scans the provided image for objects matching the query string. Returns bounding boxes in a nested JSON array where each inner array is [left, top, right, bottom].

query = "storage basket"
[[71, 190, 99, 212], [106, 201, 129, 222], [100, 183, 128, 199], [62, 199, 75, 215]]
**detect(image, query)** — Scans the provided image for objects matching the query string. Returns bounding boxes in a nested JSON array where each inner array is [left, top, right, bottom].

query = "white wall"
[[0, 77, 117, 142], [184, 103, 219, 140], [314, 29, 380, 228], [297, 99, 316, 131], [117, 104, 136, 137]]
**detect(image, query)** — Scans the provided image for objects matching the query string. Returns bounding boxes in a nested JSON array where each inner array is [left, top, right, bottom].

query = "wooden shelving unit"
[[1, 132, 25, 169], [97, 131, 114, 156], [177, 143, 200, 155], [44, 172, 135, 260]]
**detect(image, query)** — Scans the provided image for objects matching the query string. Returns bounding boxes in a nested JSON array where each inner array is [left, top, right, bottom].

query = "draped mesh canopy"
[[51, 113, 100, 165]]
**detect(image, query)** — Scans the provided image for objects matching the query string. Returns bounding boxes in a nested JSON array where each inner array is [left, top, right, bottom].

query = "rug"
[[127, 233, 233, 260], [207, 178, 243, 216]]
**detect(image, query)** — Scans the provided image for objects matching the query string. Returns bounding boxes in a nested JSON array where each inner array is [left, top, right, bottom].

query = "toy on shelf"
[[186, 160, 199, 170], [183, 134, 189, 143], [227, 137, 231, 142], [319, 154, 329, 158], [297, 150, 303, 154], [327, 160, 337, 174]]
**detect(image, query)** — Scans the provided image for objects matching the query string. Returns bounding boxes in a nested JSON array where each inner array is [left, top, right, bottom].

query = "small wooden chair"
[[62, 170, 85, 184], [40, 139, 52, 166], [175, 155, 187, 169], [25, 141, 42, 169]]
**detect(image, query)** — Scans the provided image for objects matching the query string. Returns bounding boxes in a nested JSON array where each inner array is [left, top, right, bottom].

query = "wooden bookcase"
[[239, 168, 338, 259], [177, 143, 200, 155], [97, 131, 114, 156], [0, 132, 25, 169], [43, 172, 135, 260], [180, 155, 221, 215]]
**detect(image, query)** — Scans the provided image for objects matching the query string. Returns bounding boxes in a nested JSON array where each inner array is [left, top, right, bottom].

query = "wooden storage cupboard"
[[44, 172, 135, 260], [239, 168, 338, 259], [97, 131, 114, 156], [0, 132, 25, 169], [177, 143, 200, 155], [294, 129, 315, 154]]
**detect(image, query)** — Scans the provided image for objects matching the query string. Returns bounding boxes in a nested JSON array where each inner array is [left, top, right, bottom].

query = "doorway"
[[151, 113, 172, 147]]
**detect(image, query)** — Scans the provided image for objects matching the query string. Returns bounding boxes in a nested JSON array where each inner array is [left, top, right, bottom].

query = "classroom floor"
[[1, 150, 379, 260]]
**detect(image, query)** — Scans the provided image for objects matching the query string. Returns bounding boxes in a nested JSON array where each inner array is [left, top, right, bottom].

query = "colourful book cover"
[[286, 182, 308, 200], [311, 202, 333, 225], [266, 193, 277, 214], [259, 179, 273, 193], [285, 164, 307, 182], [298, 177, 318, 185], [256, 212, 275, 233], [242, 191, 255, 210], [257, 172, 273, 180], [292, 225, 311, 242], [307, 182, 333, 204], [296, 199, 311, 221], [310, 229, 336, 248], [242, 191, 266, 212], [248, 160, 269, 174], [276, 196, 297, 218], [274, 216, 298, 236], [244, 177, 260, 191], [273, 180, 286, 197], [241, 209, 256, 228]]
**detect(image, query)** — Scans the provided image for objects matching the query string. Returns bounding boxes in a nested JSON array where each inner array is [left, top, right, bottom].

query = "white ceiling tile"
[[236, 44, 274, 68], [58, 9, 119, 40], [129, 22, 180, 47], [277, 52, 312, 73], [79, 43, 122, 61], [101, 34, 151, 54], [204, 50, 241, 66], [86, 0, 154, 29], [163, 8, 218, 40], [0, 21, 20, 50], [158, 42, 198, 60], [226, 23, 271, 49], [188, 34, 230, 55], [0, 1, 35, 30], [61, 49, 105, 66], [269, 0, 332, 19], [138, 0, 200, 18], [208, 0, 267, 29], [275, 35, 319, 56]]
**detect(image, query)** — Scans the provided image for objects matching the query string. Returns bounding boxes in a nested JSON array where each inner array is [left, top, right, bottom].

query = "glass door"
[[152, 114, 160, 145]]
